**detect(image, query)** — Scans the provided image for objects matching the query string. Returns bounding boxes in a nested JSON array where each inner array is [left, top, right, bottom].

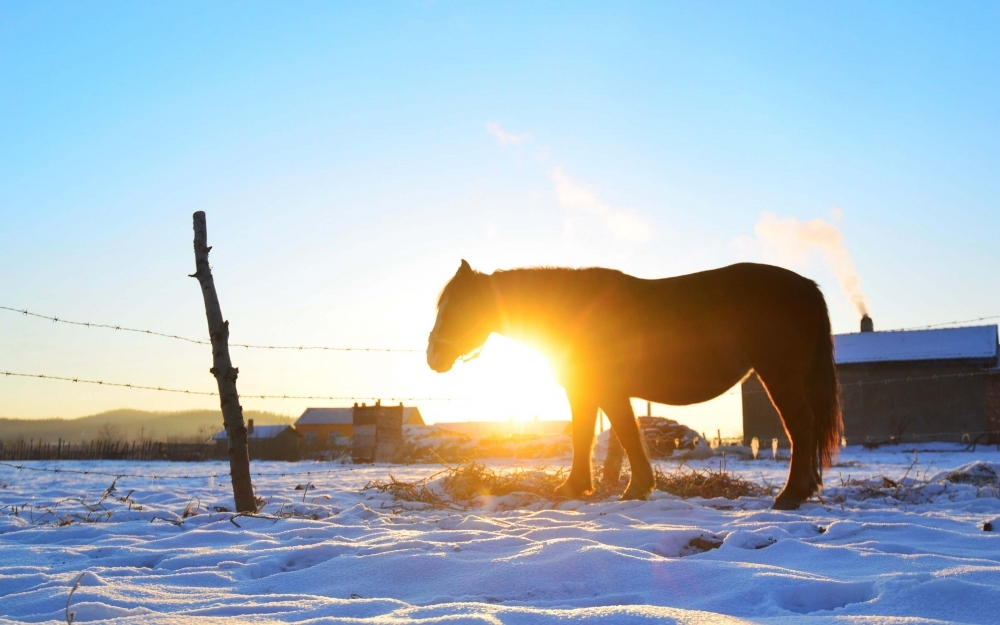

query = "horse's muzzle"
[[426, 342, 455, 373]]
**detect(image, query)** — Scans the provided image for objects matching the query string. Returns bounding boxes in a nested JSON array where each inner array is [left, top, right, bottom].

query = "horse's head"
[[427, 260, 495, 373]]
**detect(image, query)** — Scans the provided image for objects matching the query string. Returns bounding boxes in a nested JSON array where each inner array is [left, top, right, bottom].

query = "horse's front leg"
[[554, 394, 598, 499]]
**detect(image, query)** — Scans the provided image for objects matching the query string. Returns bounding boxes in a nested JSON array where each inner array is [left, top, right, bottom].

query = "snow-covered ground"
[[1, 445, 999, 624]]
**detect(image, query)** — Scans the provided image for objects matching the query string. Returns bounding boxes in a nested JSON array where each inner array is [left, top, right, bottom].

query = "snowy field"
[[2, 445, 999, 624]]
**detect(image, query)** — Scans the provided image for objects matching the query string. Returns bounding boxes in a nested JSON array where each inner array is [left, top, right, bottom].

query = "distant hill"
[[0, 409, 296, 443]]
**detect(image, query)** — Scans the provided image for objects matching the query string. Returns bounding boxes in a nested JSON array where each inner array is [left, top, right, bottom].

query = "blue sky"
[[2, 2, 998, 435]]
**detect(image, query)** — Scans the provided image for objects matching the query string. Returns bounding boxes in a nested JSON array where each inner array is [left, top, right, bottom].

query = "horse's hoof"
[[620, 484, 653, 501], [619, 491, 648, 501], [554, 481, 591, 500], [772, 498, 802, 510]]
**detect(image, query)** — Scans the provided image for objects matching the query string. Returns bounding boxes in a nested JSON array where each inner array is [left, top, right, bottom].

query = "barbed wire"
[[2, 366, 997, 404], [7, 304, 1000, 352], [729, 367, 1000, 398], [0, 460, 372, 481], [891, 315, 1000, 332], [0, 370, 466, 402], [0, 305, 422, 353]]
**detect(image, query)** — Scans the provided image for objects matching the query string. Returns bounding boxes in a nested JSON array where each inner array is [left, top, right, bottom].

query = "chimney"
[[647, 401, 652, 418], [860, 314, 874, 333], [247, 419, 254, 435]]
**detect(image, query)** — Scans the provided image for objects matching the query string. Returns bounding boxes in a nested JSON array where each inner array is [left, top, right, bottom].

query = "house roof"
[[296, 408, 353, 425], [212, 425, 297, 440], [834, 325, 999, 365], [402, 407, 424, 425]]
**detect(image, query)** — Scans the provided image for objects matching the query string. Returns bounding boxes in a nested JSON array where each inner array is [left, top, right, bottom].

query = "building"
[[295, 408, 354, 451], [213, 420, 302, 460], [352, 401, 402, 463], [294, 404, 425, 454], [742, 318, 1000, 446]]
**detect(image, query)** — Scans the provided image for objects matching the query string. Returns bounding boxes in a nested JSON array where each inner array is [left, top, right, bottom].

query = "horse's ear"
[[459, 259, 472, 274]]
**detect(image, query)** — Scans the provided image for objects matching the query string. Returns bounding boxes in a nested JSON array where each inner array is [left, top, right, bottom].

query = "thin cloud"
[[550, 167, 653, 244], [485, 122, 532, 146]]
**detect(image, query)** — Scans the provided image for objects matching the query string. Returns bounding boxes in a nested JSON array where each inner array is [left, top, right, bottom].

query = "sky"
[[1, 2, 999, 437]]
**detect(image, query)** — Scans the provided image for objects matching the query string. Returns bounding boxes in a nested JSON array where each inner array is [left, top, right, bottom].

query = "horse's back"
[[640, 263, 826, 329], [603, 263, 830, 397], [652, 263, 831, 380]]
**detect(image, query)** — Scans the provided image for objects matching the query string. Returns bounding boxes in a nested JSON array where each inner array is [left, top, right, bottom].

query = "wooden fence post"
[[191, 211, 257, 513]]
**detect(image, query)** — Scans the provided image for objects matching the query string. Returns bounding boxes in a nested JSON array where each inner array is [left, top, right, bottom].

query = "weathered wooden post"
[[191, 211, 256, 513]]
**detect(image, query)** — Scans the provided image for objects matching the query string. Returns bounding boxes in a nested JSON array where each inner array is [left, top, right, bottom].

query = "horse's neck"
[[488, 270, 579, 350]]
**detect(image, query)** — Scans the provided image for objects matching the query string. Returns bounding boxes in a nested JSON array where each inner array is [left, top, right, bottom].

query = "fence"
[[0, 439, 220, 462]]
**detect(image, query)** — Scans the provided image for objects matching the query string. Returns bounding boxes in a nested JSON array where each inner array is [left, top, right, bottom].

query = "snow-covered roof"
[[296, 408, 353, 426], [834, 325, 999, 365], [212, 425, 295, 440]]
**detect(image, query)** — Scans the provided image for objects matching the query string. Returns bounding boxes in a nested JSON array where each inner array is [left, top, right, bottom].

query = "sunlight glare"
[[451, 334, 569, 422]]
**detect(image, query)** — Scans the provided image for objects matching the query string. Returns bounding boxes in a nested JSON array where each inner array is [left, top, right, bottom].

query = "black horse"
[[427, 260, 842, 509]]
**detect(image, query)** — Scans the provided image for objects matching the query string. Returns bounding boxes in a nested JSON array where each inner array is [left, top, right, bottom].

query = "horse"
[[426, 260, 842, 510]]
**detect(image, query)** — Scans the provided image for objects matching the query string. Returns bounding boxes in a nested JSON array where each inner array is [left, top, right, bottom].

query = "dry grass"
[[654, 465, 772, 500], [363, 474, 448, 507], [366, 460, 772, 508], [363, 462, 568, 508], [441, 461, 567, 501]]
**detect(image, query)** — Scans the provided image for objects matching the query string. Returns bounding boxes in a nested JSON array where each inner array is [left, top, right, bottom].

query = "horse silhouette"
[[427, 260, 842, 509]]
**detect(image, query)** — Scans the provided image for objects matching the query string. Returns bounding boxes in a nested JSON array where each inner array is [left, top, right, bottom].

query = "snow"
[[2, 446, 999, 624], [213, 425, 292, 440], [834, 325, 998, 365]]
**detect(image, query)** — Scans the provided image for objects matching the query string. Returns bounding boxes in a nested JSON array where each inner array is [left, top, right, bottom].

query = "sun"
[[459, 334, 570, 422]]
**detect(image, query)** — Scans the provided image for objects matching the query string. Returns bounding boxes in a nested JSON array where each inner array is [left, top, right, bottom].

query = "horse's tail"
[[806, 293, 843, 481]]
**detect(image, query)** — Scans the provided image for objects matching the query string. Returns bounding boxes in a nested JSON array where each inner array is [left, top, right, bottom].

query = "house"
[[742, 318, 1000, 446], [294, 404, 425, 453], [213, 420, 302, 460], [295, 408, 354, 450]]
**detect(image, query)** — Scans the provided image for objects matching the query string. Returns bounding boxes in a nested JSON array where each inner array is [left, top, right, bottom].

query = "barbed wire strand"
[[0, 370, 465, 402], [3, 366, 998, 405], [892, 315, 1000, 332], [719, 368, 999, 398], [0, 460, 374, 480], [0, 306, 422, 353], [7, 304, 1000, 352]]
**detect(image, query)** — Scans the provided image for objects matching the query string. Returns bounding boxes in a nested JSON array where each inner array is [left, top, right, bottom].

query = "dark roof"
[[834, 325, 998, 365], [296, 408, 353, 426], [297, 406, 425, 425]]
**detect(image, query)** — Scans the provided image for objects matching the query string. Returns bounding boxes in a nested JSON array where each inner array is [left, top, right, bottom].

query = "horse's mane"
[[438, 266, 626, 309]]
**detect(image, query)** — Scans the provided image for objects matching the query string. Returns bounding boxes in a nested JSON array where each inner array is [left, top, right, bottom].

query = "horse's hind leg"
[[555, 394, 598, 498], [759, 377, 820, 510], [602, 396, 654, 500]]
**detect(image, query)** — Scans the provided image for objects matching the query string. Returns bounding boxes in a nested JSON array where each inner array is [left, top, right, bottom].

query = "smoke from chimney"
[[751, 211, 870, 318]]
